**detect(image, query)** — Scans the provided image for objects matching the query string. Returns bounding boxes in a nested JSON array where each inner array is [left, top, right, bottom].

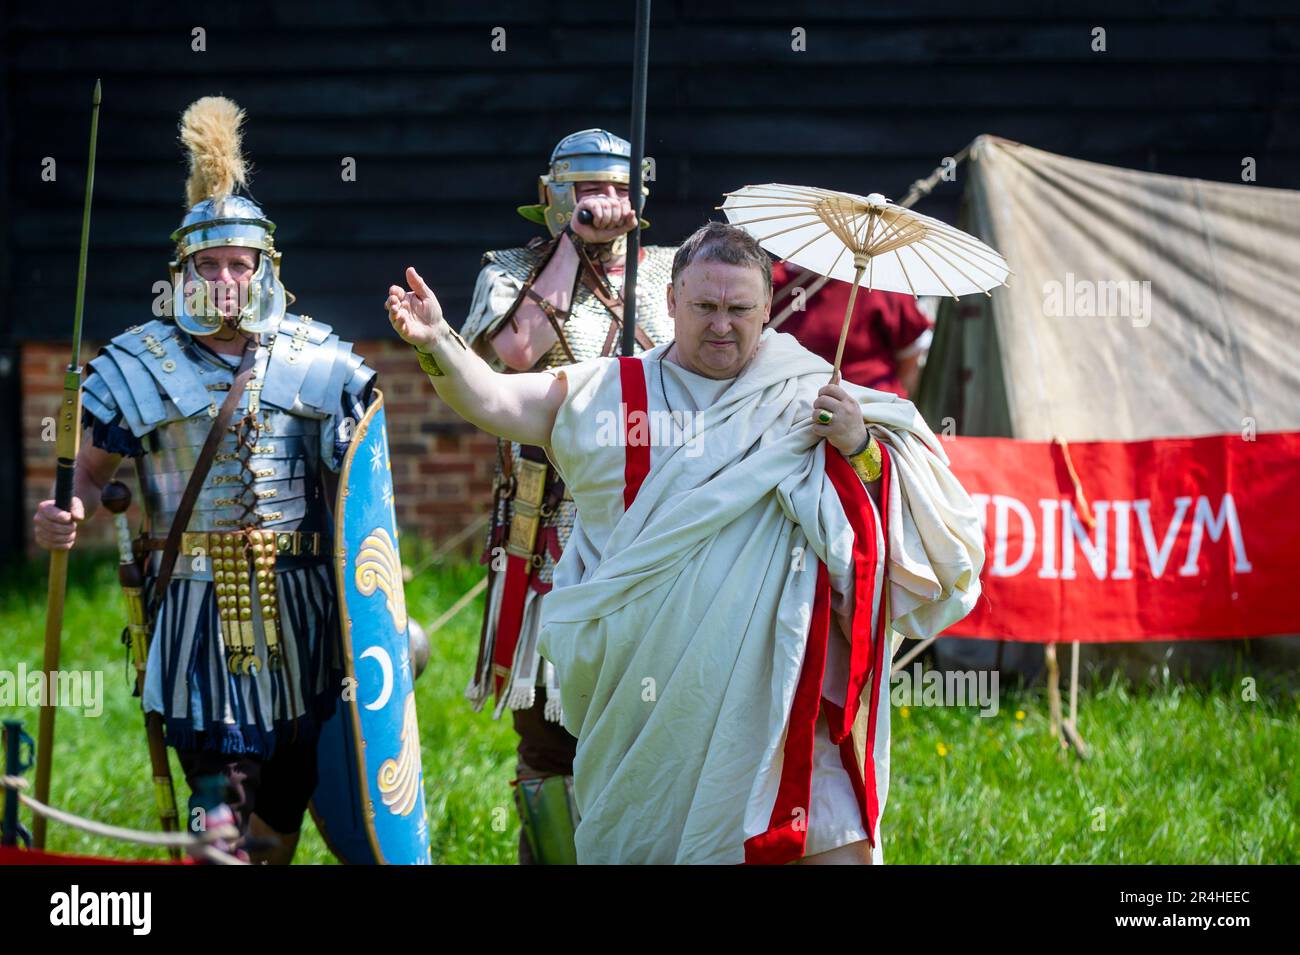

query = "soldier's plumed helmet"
[[169, 97, 287, 337], [520, 128, 650, 236], [173, 194, 274, 259]]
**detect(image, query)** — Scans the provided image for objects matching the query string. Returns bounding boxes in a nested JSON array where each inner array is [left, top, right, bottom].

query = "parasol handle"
[[830, 264, 866, 384]]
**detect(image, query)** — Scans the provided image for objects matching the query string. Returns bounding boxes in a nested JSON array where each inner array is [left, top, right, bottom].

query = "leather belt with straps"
[[485, 441, 570, 697], [142, 530, 323, 558]]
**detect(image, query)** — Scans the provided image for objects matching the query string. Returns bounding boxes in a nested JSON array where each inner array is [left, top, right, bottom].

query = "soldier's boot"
[[513, 772, 579, 865]]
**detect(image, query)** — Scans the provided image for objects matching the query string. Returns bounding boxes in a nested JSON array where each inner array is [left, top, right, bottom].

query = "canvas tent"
[[917, 136, 1300, 680]]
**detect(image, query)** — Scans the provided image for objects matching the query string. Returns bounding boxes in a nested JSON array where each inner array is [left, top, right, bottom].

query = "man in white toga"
[[386, 221, 984, 864]]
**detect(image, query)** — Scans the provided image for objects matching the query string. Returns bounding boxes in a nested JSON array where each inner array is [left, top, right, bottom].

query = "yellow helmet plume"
[[179, 96, 249, 208]]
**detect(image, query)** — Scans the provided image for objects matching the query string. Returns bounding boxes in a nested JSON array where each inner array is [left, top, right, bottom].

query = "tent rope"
[[1053, 438, 1096, 529], [405, 512, 490, 578], [2, 773, 243, 860], [425, 576, 489, 636], [899, 142, 974, 209]]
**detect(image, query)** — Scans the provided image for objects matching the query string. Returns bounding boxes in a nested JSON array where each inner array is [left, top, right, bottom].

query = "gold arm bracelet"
[[414, 345, 444, 377], [848, 433, 883, 484], [413, 324, 468, 379]]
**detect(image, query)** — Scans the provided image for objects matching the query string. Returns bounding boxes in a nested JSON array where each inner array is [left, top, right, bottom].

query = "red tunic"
[[770, 261, 933, 397]]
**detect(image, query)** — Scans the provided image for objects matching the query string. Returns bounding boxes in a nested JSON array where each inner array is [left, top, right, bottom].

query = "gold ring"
[[817, 410, 833, 425]]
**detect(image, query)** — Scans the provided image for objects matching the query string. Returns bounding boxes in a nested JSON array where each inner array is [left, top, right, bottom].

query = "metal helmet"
[[517, 128, 651, 236], [170, 194, 286, 336], [169, 97, 287, 337]]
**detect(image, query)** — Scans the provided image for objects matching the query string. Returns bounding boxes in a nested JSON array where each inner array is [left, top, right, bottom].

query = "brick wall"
[[19, 339, 497, 555]]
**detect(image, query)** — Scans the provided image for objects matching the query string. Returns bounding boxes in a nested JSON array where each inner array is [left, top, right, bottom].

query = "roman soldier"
[[32, 97, 376, 863], [455, 128, 675, 863]]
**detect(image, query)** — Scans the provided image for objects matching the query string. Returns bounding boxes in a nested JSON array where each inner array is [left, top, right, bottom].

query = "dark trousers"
[[176, 735, 320, 836]]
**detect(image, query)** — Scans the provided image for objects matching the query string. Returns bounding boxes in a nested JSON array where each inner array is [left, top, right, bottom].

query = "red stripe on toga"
[[822, 443, 893, 846], [743, 560, 833, 865], [822, 443, 891, 741], [744, 442, 893, 862], [619, 357, 650, 509]]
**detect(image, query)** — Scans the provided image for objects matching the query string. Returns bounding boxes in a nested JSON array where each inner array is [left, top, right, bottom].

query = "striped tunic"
[[84, 319, 374, 758], [142, 562, 342, 755]]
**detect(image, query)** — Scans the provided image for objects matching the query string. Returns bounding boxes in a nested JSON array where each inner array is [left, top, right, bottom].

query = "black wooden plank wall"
[[3, 0, 1298, 348]]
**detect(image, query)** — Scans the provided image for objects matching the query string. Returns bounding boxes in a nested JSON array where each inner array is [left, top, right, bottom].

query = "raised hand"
[[571, 193, 637, 244], [386, 266, 446, 351]]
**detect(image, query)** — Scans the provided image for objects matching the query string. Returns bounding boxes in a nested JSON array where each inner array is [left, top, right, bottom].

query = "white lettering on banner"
[[1111, 500, 1133, 579], [992, 494, 1035, 576], [970, 493, 1251, 581], [1134, 497, 1190, 578], [1038, 498, 1059, 579], [1061, 500, 1109, 580], [1180, 495, 1254, 575]]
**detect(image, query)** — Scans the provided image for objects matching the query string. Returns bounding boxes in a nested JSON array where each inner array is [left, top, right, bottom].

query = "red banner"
[[940, 432, 1300, 642], [0, 845, 184, 865]]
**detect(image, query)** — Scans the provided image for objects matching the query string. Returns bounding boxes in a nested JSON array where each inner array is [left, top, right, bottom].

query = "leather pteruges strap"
[[519, 442, 562, 505], [574, 240, 656, 354], [519, 443, 549, 465], [493, 235, 580, 362], [499, 436, 514, 482], [600, 317, 620, 358], [521, 285, 576, 364], [147, 342, 258, 618]]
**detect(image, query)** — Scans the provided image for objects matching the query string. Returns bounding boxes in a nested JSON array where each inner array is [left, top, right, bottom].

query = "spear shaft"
[[620, 0, 651, 357], [32, 78, 101, 850]]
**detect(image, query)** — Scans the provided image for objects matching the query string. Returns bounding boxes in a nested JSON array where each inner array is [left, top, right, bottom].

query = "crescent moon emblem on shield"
[[360, 646, 394, 711]]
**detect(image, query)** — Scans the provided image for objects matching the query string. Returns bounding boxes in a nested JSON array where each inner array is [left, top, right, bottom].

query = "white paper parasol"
[[719, 183, 1010, 379]]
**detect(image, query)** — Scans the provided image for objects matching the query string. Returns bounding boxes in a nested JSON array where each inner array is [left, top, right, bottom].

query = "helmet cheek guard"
[[541, 178, 578, 237], [518, 128, 651, 237], [170, 253, 286, 337], [169, 195, 288, 337]]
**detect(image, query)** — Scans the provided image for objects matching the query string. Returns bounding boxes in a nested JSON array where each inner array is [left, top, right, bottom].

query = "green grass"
[[888, 673, 1298, 863], [2, 550, 1295, 863], [1, 545, 518, 864]]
